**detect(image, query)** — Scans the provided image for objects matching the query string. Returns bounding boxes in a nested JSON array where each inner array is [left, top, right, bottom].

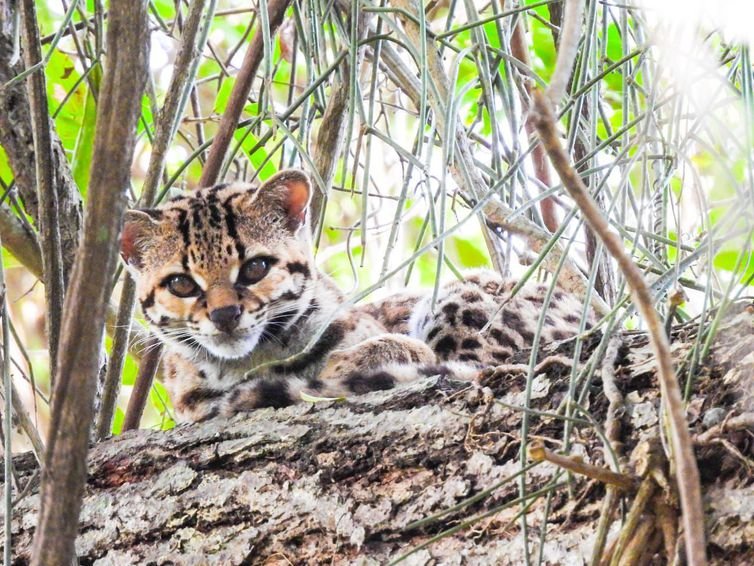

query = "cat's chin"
[[201, 330, 261, 360]]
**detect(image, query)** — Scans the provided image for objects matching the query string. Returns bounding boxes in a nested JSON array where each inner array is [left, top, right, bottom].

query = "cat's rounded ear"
[[259, 169, 311, 231], [121, 209, 161, 271]]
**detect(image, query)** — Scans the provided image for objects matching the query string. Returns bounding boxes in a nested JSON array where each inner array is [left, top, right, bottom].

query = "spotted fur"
[[122, 169, 591, 423]]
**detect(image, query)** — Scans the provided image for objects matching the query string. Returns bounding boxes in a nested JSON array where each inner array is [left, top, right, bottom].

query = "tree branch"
[[30, 1, 149, 563], [310, 68, 350, 234], [547, 0, 585, 105], [508, 18, 559, 233], [530, 88, 706, 566], [0, 3, 82, 277], [198, 0, 291, 188], [7, 304, 753, 562], [122, 337, 161, 432], [19, 0, 66, 381], [0, 202, 42, 277]]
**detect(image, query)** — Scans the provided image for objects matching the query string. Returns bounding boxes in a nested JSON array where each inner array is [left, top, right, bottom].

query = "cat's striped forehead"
[[122, 169, 312, 281], [156, 182, 264, 265]]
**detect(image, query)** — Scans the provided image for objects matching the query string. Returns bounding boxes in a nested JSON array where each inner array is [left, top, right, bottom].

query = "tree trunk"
[[3, 304, 754, 565]]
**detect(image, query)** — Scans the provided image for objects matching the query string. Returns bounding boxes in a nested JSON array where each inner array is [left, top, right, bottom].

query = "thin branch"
[[198, 0, 292, 187], [94, 279, 136, 440], [531, 88, 707, 566], [122, 338, 161, 432], [19, 0, 66, 382], [310, 65, 350, 235], [30, 1, 149, 563], [1, 228, 13, 565], [547, 0, 585, 105], [509, 17, 559, 233], [527, 441, 635, 491]]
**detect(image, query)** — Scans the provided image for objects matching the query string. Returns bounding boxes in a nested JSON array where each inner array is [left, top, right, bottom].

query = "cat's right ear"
[[121, 210, 161, 271]]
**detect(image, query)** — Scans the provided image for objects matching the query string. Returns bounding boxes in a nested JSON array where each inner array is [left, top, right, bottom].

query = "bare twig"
[[30, 1, 149, 563], [602, 335, 625, 452], [199, 0, 291, 187], [0, 229, 12, 565], [695, 412, 754, 445], [509, 16, 558, 233], [123, 338, 161, 432], [608, 476, 656, 566], [310, 68, 350, 234], [387, 0, 608, 315], [590, 488, 620, 566], [19, 0, 66, 382], [0, 225, 45, 462], [546, 0, 585, 106], [619, 517, 659, 566], [589, 334, 625, 565], [95, 279, 136, 440], [527, 441, 636, 491], [531, 89, 706, 566]]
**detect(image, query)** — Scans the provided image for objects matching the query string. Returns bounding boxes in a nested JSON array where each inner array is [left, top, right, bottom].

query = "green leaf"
[[234, 124, 278, 181], [450, 235, 490, 269], [46, 50, 86, 152], [301, 391, 346, 403], [0, 145, 13, 187], [111, 407, 125, 435], [714, 249, 754, 285], [71, 85, 98, 196]]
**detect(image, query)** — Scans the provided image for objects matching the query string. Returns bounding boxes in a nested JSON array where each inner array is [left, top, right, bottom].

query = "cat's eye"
[[164, 274, 200, 298], [238, 257, 273, 285]]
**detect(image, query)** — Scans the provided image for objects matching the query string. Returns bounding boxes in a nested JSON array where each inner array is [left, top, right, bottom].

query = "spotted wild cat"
[[121, 169, 589, 423]]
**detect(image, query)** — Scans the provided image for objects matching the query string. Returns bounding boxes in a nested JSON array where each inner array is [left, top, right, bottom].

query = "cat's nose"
[[209, 305, 241, 333]]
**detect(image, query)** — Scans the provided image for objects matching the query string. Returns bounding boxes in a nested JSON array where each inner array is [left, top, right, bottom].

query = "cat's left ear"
[[258, 169, 311, 231]]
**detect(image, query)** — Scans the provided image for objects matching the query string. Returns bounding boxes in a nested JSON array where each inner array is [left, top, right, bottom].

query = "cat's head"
[[121, 169, 314, 360]]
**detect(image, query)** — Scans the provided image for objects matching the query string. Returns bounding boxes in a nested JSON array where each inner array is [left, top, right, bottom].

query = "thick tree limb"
[[30, 2, 149, 564], [0, 5, 37, 219], [4, 305, 753, 563], [531, 89, 706, 566]]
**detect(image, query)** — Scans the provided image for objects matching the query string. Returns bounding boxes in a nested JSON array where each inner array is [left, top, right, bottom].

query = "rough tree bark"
[[3, 304, 753, 564]]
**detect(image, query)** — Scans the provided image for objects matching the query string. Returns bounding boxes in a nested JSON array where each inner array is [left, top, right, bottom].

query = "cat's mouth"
[[197, 327, 263, 360]]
